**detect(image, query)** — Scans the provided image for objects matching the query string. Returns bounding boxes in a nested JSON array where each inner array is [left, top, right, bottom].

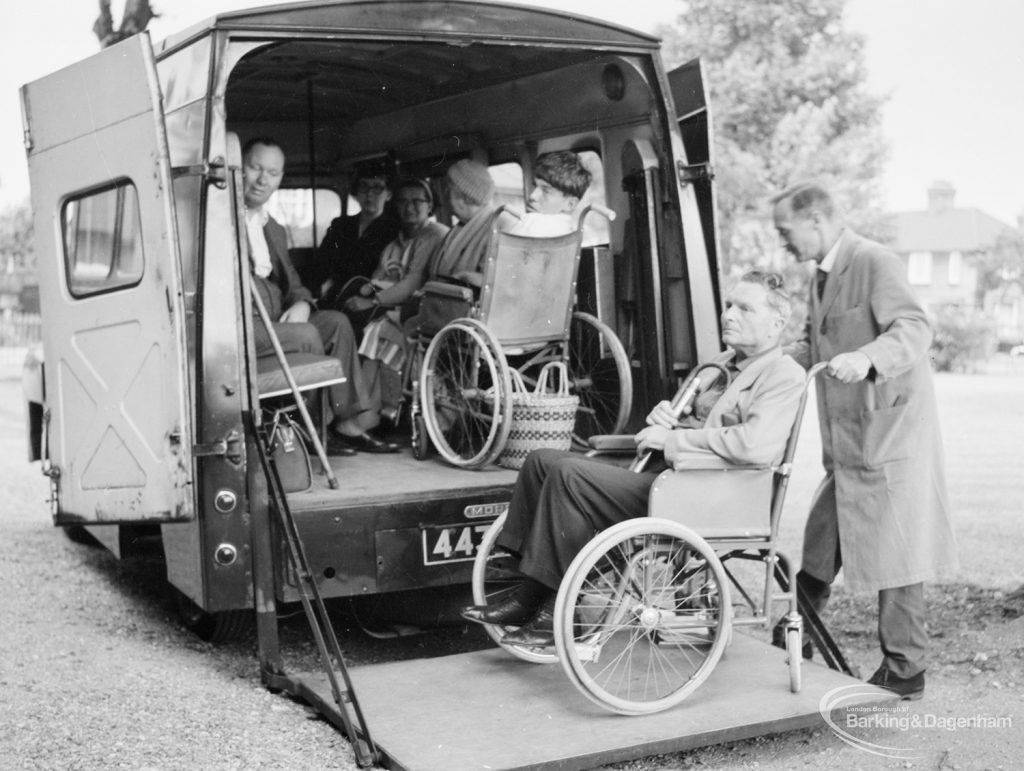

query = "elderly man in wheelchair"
[[463, 269, 805, 645]]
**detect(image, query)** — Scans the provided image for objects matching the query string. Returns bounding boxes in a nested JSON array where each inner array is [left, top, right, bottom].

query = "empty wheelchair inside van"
[[412, 205, 632, 468]]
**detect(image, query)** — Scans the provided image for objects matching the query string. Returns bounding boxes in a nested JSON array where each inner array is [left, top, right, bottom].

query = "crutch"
[[249, 281, 339, 490], [630, 353, 736, 472]]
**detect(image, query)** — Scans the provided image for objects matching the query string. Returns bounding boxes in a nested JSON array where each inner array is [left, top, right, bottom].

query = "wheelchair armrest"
[[649, 464, 775, 539], [586, 434, 635, 454], [670, 454, 771, 473]]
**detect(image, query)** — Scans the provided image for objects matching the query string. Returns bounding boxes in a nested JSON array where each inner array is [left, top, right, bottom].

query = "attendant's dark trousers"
[[496, 449, 660, 591], [800, 473, 927, 678]]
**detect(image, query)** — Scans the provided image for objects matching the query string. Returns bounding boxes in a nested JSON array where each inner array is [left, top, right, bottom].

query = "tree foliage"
[[975, 229, 1024, 300], [656, 0, 889, 281]]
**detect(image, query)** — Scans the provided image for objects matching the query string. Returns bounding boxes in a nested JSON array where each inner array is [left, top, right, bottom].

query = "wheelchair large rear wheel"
[[567, 312, 632, 445], [470, 512, 558, 664], [420, 319, 513, 468], [554, 518, 731, 715]]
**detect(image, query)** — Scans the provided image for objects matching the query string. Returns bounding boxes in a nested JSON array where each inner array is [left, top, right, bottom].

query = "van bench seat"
[[256, 353, 346, 398]]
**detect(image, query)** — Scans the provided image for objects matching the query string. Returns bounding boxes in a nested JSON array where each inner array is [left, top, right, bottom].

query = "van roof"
[[156, 0, 660, 56]]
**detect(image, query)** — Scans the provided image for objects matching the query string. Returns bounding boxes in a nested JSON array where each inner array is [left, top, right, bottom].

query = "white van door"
[[21, 33, 193, 524]]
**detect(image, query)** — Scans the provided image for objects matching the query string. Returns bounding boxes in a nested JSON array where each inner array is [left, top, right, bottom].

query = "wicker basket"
[[497, 362, 579, 470]]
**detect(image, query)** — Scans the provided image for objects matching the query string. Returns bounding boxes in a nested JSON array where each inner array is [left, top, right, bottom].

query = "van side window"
[[491, 162, 525, 211], [62, 180, 144, 297], [269, 188, 342, 248]]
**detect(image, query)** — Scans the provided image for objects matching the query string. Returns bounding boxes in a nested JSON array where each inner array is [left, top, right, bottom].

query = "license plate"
[[422, 522, 494, 565]]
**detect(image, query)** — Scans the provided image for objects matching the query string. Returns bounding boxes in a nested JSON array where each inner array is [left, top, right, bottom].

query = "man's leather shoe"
[[867, 665, 925, 701], [324, 437, 356, 457], [461, 593, 542, 627], [330, 430, 400, 454], [771, 622, 813, 660], [500, 596, 556, 648]]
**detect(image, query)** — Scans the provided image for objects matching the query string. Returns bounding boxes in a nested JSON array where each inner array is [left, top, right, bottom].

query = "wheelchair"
[[410, 206, 632, 468], [470, 362, 827, 715]]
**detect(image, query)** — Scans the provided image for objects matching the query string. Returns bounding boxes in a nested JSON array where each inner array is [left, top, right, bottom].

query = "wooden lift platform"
[[250, 405, 888, 770], [292, 634, 888, 771]]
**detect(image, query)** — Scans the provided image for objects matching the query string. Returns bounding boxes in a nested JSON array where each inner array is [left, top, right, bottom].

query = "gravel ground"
[[1, 363, 1022, 770]]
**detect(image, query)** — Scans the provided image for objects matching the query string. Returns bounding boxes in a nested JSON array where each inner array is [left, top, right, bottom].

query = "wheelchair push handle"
[[629, 358, 735, 474]]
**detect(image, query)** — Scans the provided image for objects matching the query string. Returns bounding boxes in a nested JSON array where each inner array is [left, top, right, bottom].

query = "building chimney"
[[927, 180, 955, 213]]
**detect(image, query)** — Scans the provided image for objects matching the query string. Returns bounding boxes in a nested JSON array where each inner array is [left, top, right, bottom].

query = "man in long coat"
[[773, 182, 957, 700]]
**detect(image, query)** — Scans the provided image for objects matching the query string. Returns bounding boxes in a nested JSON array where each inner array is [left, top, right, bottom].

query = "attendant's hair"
[[740, 269, 792, 322], [771, 181, 836, 219], [535, 151, 592, 200], [242, 136, 285, 160]]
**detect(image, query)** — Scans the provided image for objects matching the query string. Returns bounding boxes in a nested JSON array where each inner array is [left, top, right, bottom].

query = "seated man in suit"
[[243, 137, 398, 454], [462, 270, 806, 646]]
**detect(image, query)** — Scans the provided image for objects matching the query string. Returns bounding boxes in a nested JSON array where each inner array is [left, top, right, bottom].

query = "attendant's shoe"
[[771, 622, 813, 660], [500, 596, 557, 648], [330, 429, 400, 454], [867, 665, 925, 701]]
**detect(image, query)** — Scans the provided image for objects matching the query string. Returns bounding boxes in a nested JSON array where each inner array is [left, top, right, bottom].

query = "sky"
[[1, 0, 1022, 225]]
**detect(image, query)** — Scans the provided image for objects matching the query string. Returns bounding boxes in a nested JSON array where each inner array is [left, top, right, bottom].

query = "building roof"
[[891, 207, 1014, 253]]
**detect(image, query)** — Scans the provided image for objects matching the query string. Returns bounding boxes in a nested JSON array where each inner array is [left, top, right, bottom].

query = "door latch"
[[194, 430, 243, 464]]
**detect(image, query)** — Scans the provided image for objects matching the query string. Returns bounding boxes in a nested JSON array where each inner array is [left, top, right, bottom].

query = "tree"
[[93, 0, 157, 48], [0, 200, 35, 273], [975, 229, 1024, 303], [656, 0, 889, 282]]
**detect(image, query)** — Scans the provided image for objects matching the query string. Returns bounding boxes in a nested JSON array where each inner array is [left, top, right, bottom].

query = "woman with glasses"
[[317, 160, 401, 312], [345, 178, 449, 319], [349, 178, 451, 427]]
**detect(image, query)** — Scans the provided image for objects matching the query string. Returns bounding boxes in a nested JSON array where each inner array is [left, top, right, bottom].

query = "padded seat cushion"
[[257, 353, 345, 397]]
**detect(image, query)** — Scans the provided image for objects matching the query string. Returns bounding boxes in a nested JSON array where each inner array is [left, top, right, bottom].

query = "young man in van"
[[509, 150, 593, 237], [243, 137, 399, 454]]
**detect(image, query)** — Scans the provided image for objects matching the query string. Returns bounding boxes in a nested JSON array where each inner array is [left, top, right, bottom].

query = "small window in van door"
[[268, 188, 342, 248], [490, 163, 526, 211], [576, 151, 609, 248], [62, 180, 144, 298]]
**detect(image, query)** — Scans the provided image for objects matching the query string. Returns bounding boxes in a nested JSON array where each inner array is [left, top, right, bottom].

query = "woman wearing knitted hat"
[[430, 159, 500, 286]]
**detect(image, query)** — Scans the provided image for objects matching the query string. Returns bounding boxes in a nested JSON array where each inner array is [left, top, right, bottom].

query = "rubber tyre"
[[567, 311, 632, 445], [174, 588, 253, 643], [554, 518, 731, 715], [469, 512, 557, 664], [420, 319, 512, 468]]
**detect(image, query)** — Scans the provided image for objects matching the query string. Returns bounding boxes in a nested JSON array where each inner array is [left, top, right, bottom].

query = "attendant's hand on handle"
[[827, 351, 872, 383]]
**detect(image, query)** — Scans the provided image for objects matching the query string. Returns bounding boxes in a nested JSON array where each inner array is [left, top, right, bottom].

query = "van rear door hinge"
[[677, 161, 714, 186], [194, 430, 243, 463]]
